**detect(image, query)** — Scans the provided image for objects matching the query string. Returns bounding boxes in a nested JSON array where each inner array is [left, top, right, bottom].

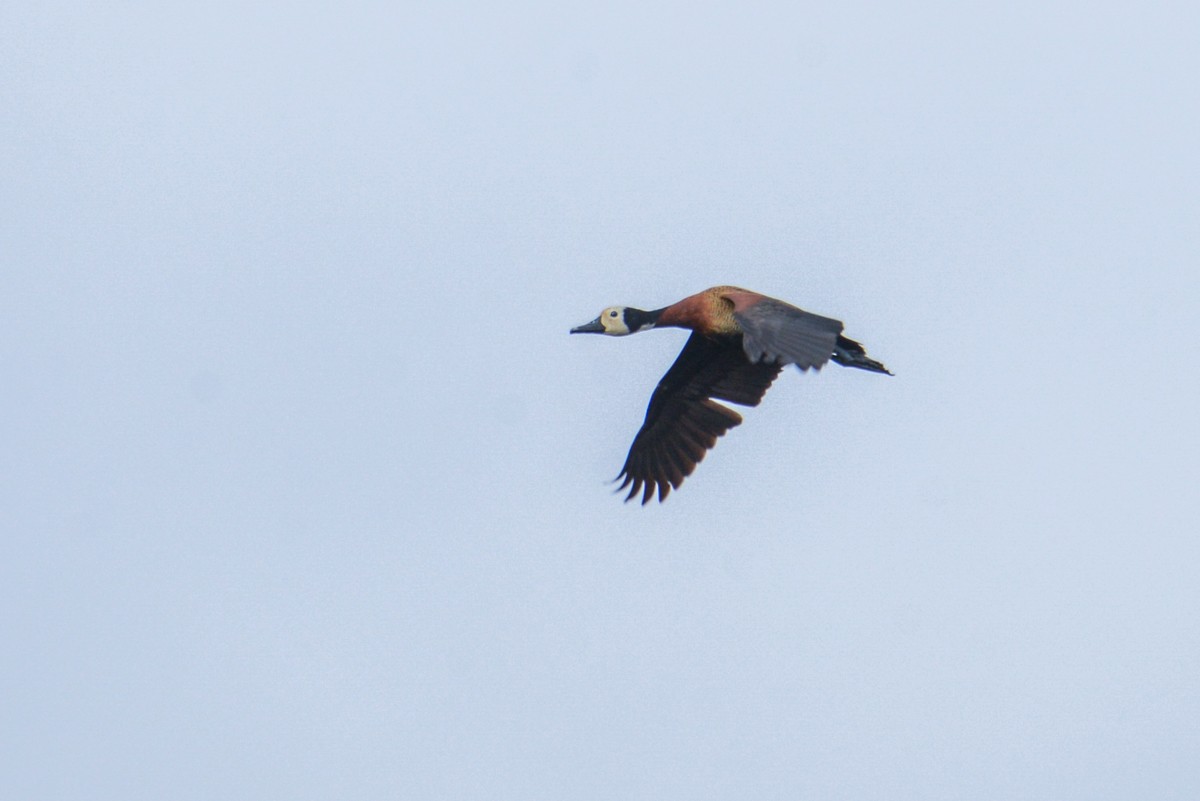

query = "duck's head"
[[570, 306, 658, 337]]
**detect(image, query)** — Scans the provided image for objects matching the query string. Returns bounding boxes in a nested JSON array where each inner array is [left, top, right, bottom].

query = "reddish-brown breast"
[[657, 286, 765, 335]]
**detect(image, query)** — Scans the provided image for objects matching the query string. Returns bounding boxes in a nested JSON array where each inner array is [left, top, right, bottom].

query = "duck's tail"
[[831, 335, 892, 375]]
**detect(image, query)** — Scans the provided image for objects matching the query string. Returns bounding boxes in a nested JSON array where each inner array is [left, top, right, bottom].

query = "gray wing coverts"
[[734, 299, 844, 370]]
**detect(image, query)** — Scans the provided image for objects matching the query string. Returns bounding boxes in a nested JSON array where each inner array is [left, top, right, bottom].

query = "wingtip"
[[611, 472, 671, 505]]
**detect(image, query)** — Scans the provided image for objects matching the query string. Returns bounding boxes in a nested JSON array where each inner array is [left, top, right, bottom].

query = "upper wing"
[[727, 294, 844, 371], [616, 332, 782, 504]]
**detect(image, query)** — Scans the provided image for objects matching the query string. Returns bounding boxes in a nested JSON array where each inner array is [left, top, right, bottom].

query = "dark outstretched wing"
[[730, 296, 844, 371], [616, 332, 782, 504]]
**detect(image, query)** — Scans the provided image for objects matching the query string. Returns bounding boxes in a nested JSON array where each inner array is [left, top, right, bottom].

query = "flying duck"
[[570, 285, 891, 503]]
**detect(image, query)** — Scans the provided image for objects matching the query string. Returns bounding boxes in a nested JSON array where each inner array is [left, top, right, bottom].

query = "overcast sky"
[[3, 2, 1198, 799]]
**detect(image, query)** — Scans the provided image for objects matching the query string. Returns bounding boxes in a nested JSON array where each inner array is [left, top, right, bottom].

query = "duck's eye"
[[609, 310, 619, 317]]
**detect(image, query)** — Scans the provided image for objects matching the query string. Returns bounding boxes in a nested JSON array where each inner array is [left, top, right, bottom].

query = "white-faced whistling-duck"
[[571, 285, 891, 504]]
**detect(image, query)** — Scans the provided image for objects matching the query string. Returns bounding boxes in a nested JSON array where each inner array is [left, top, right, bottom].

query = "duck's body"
[[571, 286, 890, 504]]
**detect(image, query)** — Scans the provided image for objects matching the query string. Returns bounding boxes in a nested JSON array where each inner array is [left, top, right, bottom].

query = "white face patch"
[[599, 307, 631, 336]]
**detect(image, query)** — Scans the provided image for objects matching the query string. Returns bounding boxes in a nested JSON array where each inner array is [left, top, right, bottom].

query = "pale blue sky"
[[3, 2, 1198, 799]]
